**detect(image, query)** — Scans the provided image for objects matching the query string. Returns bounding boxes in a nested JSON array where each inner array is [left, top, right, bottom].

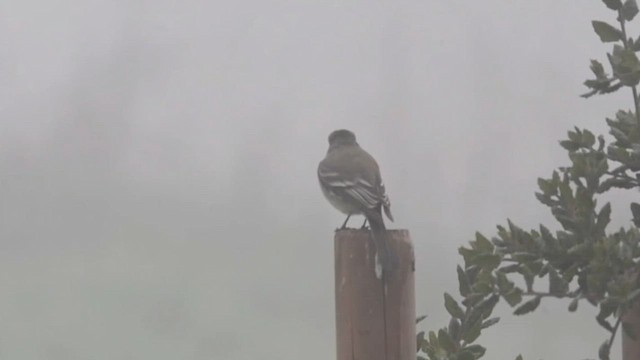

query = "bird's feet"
[[337, 214, 352, 230]]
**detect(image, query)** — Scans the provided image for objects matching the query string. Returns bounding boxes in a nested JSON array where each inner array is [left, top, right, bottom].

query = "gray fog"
[[1, 1, 633, 359]]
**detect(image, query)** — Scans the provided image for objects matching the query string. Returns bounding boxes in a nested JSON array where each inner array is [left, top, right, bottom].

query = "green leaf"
[[609, 125, 632, 146], [464, 344, 486, 358], [616, 108, 637, 124], [512, 252, 539, 262], [503, 288, 523, 307], [597, 304, 615, 331], [603, 0, 623, 10], [528, 260, 545, 275], [474, 232, 494, 252], [513, 296, 541, 315], [416, 331, 425, 351], [634, 35, 640, 51], [474, 253, 501, 271], [465, 265, 481, 283], [444, 293, 465, 319], [562, 264, 579, 283], [428, 331, 438, 347], [609, 44, 640, 86], [560, 140, 581, 151], [549, 268, 569, 296], [537, 177, 556, 195], [438, 329, 456, 353], [583, 82, 602, 96], [582, 128, 596, 147], [598, 177, 636, 192], [608, 143, 630, 160], [596, 203, 612, 234], [421, 342, 434, 358], [599, 340, 610, 360], [591, 59, 608, 79], [631, 202, 640, 226], [456, 351, 475, 360], [558, 174, 573, 201], [496, 271, 514, 292], [462, 293, 485, 307], [457, 266, 471, 297], [568, 297, 579, 312], [475, 294, 500, 319], [416, 315, 427, 324], [459, 247, 476, 266], [520, 268, 535, 292], [568, 243, 590, 258], [449, 317, 461, 341], [623, 321, 638, 340], [539, 225, 557, 250], [568, 127, 582, 142], [499, 264, 521, 273], [481, 316, 500, 329], [535, 192, 554, 206], [593, 21, 623, 42], [598, 134, 606, 150], [538, 263, 550, 278], [461, 320, 481, 344], [622, 0, 639, 21]]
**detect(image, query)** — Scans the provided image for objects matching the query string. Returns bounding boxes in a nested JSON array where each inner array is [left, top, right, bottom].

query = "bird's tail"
[[366, 211, 398, 272]]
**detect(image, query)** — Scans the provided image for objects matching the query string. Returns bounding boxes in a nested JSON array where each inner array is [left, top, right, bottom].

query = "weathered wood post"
[[335, 229, 415, 360], [623, 301, 640, 359]]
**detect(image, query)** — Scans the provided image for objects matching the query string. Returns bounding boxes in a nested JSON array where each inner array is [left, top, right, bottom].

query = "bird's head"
[[328, 129, 357, 147]]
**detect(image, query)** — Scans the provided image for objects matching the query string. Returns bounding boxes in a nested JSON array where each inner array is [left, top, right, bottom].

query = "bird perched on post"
[[317, 129, 398, 271]]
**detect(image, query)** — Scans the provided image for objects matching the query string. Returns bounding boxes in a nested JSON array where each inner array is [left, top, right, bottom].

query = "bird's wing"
[[317, 162, 382, 211]]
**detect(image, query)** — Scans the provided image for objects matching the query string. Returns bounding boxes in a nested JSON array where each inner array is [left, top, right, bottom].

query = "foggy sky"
[[0, 1, 635, 359]]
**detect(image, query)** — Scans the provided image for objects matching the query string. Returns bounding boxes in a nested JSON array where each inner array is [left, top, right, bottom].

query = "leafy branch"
[[419, 1, 640, 359]]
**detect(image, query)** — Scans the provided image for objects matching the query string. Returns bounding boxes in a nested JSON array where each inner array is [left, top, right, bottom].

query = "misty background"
[[1, 1, 636, 359]]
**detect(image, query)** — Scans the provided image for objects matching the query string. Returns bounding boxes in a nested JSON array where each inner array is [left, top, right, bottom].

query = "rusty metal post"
[[335, 229, 415, 360]]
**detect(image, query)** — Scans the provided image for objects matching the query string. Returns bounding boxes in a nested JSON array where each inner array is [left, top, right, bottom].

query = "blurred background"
[[1, 1, 636, 359]]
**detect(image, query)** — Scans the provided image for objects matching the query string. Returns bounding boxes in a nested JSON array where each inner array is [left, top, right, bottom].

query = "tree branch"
[[618, 12, 640, 124]]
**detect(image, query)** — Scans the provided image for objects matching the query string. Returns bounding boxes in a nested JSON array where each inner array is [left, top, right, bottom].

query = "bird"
[[317, 129, 398, 271]]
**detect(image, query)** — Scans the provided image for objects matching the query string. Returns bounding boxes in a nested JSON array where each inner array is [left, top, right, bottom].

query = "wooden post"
[[623, 301, 640, 360], [335, 229, 415, 360]]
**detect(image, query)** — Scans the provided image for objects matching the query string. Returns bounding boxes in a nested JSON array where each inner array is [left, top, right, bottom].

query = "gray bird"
[[318, 129, 398, 271]]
